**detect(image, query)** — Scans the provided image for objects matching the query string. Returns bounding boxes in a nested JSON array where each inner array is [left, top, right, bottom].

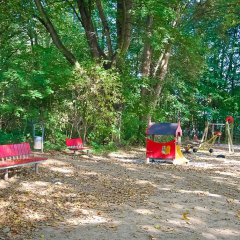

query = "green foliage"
[[91, 141, 117, 155], [0, 130, 26, 144], [0, 0, 239, 149]]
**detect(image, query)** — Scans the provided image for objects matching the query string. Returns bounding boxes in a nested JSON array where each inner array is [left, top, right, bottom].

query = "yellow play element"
[[173, 145, 189, 165]]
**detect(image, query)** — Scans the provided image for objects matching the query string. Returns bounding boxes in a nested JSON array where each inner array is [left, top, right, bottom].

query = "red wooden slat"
[[0, 144, 16, 158], [0, 142, 32, 158], [66, 138, 83, 147], [0, 145, 6, 158], [25, 143, 31, 154], [13, 144, 18, 157], [18, 143, 24, 155], [0, 157, 47, 168]]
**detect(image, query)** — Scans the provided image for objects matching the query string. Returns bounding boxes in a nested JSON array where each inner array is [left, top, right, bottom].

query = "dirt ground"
[[0, 144, 240, 240]]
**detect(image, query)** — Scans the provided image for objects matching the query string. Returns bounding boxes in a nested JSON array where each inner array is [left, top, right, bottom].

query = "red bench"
[[0, 142, 47, 180], [66, 138, 90, 156]]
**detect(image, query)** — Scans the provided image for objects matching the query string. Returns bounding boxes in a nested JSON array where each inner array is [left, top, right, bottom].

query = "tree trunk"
[[141, 16, 153, 78], [96, 0, 113, 58], [116, 0, 133, 58], [139, 15, 153, 130], [147, 44, 171, 123], [77, 0, 104, 59]]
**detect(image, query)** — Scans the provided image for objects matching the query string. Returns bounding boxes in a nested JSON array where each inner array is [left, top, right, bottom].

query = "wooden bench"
[[66, 138, 90, 156], [0, 142, 47, 180]]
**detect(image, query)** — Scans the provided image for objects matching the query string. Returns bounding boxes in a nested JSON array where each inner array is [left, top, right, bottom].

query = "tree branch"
[[77, 0, 105, 59], [96, 0, 113, 58], [34, 0, 78, 66], [65, 0, 83, 25]]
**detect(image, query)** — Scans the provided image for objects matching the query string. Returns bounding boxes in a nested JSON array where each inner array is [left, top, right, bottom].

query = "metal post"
[[4, 169, 9, 181], [41, 124, 44, 153]]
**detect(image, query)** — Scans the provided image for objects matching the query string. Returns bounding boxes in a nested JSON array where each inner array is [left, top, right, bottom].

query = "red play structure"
[[146, 122, 188, 164]]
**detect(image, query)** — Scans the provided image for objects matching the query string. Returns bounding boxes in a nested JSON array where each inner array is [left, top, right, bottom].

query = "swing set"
[[194, 116, 234, 154]]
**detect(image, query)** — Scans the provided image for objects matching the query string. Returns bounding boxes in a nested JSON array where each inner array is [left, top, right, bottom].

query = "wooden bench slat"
[[0, 157, 47, 168], [0, 142, 48, 180]]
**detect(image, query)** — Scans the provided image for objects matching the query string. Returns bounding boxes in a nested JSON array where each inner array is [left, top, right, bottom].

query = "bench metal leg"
[[4, 169, 9, 180], [35, 163, 39, 174], [73, 151, 77, 159]]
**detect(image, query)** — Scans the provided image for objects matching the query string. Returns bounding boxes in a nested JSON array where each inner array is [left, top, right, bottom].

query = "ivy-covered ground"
[[0, 146, 240, 240]]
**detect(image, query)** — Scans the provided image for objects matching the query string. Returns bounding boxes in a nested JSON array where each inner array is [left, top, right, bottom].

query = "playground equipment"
[[198, 130, 222, 152], [194, 116, 234, 154], [226, 116, 234, 153], [146, 122, 189, 165]]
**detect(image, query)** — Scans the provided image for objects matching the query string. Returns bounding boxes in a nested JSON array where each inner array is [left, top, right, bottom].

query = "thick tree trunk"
[[141, 16, 153, 78], [77, 0, 104, 59], [116, 0, 133, 57], [139, 15, 153, 129], [219, 43, 225, 79], [147, 45, 171, 123], [34, 0, 78, 67]]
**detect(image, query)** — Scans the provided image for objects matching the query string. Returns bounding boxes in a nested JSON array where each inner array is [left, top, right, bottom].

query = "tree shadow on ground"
[[0, 149, 240, 240]]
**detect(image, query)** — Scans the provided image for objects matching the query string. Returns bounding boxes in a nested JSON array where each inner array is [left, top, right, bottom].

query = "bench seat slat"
[[0, 142, 48, 179], [0, 157, 47, 168], [68, 146, 90, 151]]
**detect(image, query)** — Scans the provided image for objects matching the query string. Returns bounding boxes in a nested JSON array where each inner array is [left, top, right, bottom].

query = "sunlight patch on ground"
[[188, 162, 215, 168], [158, 187, 172, 191], [135, 179, 152, 185], [20, 181, 51, 194], [0, 200, 10, 209], [215, 171, 239, 177], [135, 208, 154, 215], [0, 179, 12, 189], [126, 167, 138, 171], [81, 171, 98, 176], [167, 219, 185, 226], [210, 176, 229, 184], [44, 159, 68, 166], [208, 228, 240, 237], [65, 209, 110, 225], [91, 155, 108, 161], [179, 189, 223, 198], [202, 232, 218, 239], [171, 204, 185, 210], [48, 166, 74, 174], [108, 150, 144, 163], [194, 206, 211, 213], [22, 209, 46, 221]]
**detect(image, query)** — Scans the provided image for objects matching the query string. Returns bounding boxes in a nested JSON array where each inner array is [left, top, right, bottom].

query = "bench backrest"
[[66, 138, 83, 147], [0, 142, 32, 159]]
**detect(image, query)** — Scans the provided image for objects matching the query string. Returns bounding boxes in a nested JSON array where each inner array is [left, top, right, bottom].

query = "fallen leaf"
[[154, 224, 161, 230], [181, 211, 190, 223]]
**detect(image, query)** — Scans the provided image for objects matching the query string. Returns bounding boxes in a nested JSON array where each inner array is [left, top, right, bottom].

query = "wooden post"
[[226, 122, 234, 154], [212, 123, 214, 137], [201, 122, 209, 143]]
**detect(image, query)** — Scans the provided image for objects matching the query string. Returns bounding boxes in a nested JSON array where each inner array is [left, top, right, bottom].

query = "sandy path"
[[0, 145, 240, 240]]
